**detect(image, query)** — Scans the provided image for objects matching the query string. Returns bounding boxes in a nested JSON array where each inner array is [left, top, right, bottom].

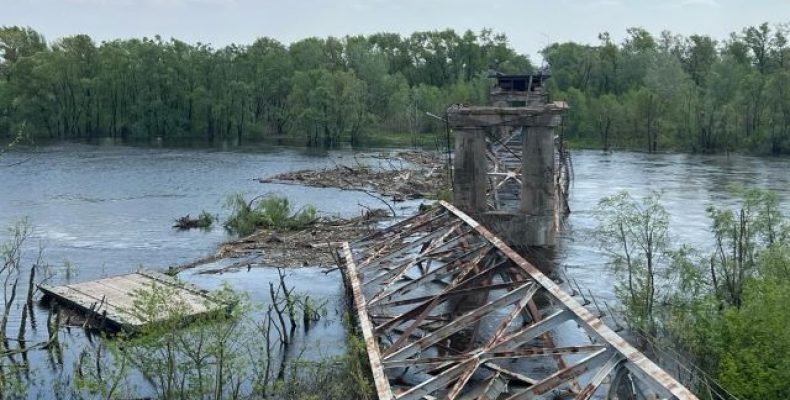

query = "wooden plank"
[[68, 281, 139, 310], [69, 275, 212, 317], [115, 274, 213, 313], [39, 270, 223, 332], [39, 283, 142, 327], [138, 269, 214, 299]]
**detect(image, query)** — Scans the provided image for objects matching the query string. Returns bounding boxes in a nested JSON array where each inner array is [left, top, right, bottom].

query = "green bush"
[[193, 210, 213, 229], [223, 194, 317, 236]]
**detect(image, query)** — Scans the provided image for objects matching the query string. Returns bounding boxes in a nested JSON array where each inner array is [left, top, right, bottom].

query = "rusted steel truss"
[[486, 127, 524, 212], [342, 201, 697, 400], [485, 127, 571, 217]]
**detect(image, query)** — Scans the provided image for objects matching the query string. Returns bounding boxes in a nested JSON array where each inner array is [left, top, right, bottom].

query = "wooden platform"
[[39, 270, 226, 332]]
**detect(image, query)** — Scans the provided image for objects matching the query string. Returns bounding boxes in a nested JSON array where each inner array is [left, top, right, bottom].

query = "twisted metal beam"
[[342, 202, 698, 400]]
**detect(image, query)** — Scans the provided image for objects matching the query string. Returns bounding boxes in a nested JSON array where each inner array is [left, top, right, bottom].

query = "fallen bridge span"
[[341, 201, 698, 400]]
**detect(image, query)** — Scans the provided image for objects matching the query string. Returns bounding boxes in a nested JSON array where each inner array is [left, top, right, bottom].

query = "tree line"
[[0, 27, 529, 146], [2, 23, 789, 153], [547, 23, 790, 155]]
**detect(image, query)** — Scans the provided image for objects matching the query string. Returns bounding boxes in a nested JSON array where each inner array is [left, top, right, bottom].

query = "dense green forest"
[[1, 23, 789, 153], [0, 27, 529, 146], [547, 23, 790, 155]]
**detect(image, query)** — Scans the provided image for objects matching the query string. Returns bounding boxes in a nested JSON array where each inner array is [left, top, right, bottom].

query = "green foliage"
[[545, 23, 790, 154], [597, 188, 790, 399], [70, 282, 246, 399], [3, 23, 789, 153], [0, 27, 533, 147], [594, 191, 678, 334], [271, 348, 374, 400], [174, 211, 215, 230], [223, 194, 317, 236], [288, 69, 369, 146], [715, 276, 790, 400], [197, 210, 214, 228], [705, 187, 788, 306], [67, 276, 374, 400]]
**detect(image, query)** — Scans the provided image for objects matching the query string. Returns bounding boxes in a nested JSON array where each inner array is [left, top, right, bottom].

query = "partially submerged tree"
[[595, 188, 790, 399], [594, 191, 675, 335], [705, 187, 788, 307]]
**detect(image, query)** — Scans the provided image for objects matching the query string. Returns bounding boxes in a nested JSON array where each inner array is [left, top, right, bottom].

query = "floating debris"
[[173, 211, 214, 230], [259, 151, 448, 201], [169, 208, 391, 274]]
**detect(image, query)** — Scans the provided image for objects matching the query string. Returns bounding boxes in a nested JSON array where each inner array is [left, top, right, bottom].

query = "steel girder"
[[341, 201, 698, 400]]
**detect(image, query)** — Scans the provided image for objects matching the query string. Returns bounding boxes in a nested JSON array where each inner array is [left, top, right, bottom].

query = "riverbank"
[[3, 129, 447, 153], [564, 136, 790, 158]]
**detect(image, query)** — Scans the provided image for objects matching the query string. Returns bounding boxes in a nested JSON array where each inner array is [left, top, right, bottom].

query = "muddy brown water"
[[0, 141, 788, 398]]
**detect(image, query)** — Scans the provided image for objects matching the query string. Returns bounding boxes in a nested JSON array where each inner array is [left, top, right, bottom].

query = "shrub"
[[223, 194, 317, 236], [196, 210, 214, 228]]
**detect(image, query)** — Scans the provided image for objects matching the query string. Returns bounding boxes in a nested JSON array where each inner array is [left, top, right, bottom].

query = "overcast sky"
[[3, 0, 789, 61]]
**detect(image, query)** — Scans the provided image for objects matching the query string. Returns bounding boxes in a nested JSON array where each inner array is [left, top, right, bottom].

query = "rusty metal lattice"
[[486, 127, 524, 212], [342, 201, 698, 400]]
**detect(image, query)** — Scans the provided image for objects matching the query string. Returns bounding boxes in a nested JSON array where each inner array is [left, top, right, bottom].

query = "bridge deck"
[[341, 201, 698, 400]]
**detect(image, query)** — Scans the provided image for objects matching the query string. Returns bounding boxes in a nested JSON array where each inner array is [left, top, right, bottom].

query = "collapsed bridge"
[[341, 202, 697, 400], [339, 73, 698, 399]]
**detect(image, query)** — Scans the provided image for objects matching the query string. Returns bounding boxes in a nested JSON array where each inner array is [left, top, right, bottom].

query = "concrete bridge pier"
[[448, 103, 566, 270], [520, 124, 557, 247], [451, 128, 488, 214]]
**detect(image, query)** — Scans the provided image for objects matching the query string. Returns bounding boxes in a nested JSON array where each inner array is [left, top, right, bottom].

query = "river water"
[[0, 142, 788, 397], [558, 151, 790, 305]]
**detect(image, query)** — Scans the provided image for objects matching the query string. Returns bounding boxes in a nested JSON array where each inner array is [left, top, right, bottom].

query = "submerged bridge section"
[[341, 201, 698, 400]]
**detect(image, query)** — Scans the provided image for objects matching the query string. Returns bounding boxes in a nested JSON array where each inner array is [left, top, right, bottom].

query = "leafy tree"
[[545, 22, 790, 155], [3, 24, 790, 154], [288, 69, 368, 146], [596, 188, 789, 400], [0, 26, 46, 80], [2, 27, 536, 147], [589, 93, 620, 151], [594, 191, 677, 335], [684, 35, 718, 86], [706, 188, 787, 307], [715, 277, 790, 400]]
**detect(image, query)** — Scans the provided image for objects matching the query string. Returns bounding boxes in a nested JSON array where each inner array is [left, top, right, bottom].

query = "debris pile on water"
[[169, 208, 390, 274], [173, 211, 214, 230], [258, 151, 447, 201], [171, 151, 444, 275]]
